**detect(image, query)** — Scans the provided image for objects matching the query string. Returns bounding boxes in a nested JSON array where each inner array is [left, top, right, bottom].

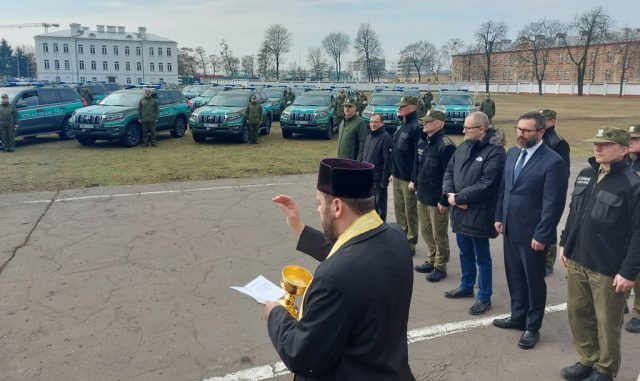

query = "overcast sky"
[[1, 0, 638, 67]]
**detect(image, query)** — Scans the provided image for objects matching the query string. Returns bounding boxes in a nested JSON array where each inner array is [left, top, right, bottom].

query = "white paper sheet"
[[230, 275, 285, 304]]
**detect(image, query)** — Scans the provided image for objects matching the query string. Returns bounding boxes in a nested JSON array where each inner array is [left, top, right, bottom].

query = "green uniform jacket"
[[285, 92, 295, 104], [337, 114, 369, 161], [138, 97, 159, 122], [245, 103, 263, 124], [333, 96, 346, 118], [357, 94, 367, 112], [421, 92, 433, 107], [480, 99, 495, 119], [0, 103, 18, 126]]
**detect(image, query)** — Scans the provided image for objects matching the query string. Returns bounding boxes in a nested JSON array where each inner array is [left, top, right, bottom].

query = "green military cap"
[[343, 96, 358, 106], [584, 126, 630, 146], [419, 109, 446, 123], [628, 124, 640, 138], [538, 109, 557, 120], [397, 96, 418, 106]]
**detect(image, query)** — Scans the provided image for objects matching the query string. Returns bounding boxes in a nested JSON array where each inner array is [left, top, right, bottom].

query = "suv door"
[[36, 89, 64, 133], [155, 91, 174, 130], [13, 90, 41, 136]]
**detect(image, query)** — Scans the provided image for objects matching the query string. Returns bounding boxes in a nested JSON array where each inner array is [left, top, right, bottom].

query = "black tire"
[[238, 125, 250, 144], [58, 118, 75, 140], [25, 135, 38, 139], [192, 133, 206, 143], [282, 129, 292, 139], [260, 114, 272, 135], [170, 117, 186, 138], [122, 123, 142, 147], [322, 120, 333, 140], [76, 136, 96, 145]]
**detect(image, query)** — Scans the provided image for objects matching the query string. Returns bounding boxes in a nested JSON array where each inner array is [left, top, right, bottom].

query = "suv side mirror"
[[15, 101, 28, 109]]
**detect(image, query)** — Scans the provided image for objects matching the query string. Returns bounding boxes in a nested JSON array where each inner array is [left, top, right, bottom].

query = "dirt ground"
[[0, 164, 639, 381]]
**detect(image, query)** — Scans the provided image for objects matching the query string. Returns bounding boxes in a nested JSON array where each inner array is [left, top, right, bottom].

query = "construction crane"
[[0, 23, 60, 33]]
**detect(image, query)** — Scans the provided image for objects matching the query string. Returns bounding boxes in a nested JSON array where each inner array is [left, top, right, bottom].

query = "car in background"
[[188, 87, 227, 111], [182, 85, 210, 100], [188, 89, 273, 143], [71, 83, 109, 105], [361, 90, 404, 135], [263, 86, 288, 120], [103, 83, 122, 93], [279, 90, 334, 140], [0, 84, 84, 148], [432, 90, 476, 134], [69, 88, 190, 147]]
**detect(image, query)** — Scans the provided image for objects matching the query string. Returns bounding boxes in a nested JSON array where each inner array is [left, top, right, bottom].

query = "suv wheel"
[[122, 123, 142, 147], [192, 133, 206, 143], [58, 118, 75, 140], [238, 125, 250, 144], [77, 136, 96, 145], [260, 115, 272, 135], [170, 117, 186, 138], [282, 129, 292, 139], [323, 120, 333, 140]]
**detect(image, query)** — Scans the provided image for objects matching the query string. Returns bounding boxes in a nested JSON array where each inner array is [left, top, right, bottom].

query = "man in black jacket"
[[363, 113, 393, 221], [558, 127, 640, 381], [410, 110, 456, 282], [390, 96, 422, 254], [442, 111, 506, 315], [267, 158, 415, 381], [539, 109, 571, 276]]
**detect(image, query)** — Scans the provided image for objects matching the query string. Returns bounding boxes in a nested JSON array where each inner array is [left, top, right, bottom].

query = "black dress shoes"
[[492, 316, 526, 330], [414, 262, 434, 273], [517, 330, 539, 349], [561, 362, 593, 381], [444, 287, 474, 299], [583, 369, 613, 381], [469, 300, 492, 315], [625, 317, 640, 333]]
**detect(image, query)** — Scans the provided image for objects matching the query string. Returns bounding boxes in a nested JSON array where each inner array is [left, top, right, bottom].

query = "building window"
[[150, 62, 155, 72], [91, 61, 97, 70], [159, 78, 164, 83], [149, 47, 154, 56], [101, 45, 107, 55], [136, 62, 142, 71], [55, 76, 60, 82], [114, 62, 120, 71], [92, 77, 97, 82], [508, 70, 513, 80], [54, 60, 60, 70], [64, 60, 70, 70], [607, 51, 613, 62], [125, 46, 130, 56], [44, 59, 50, 69], [90, 45, 96, 54], [166, 48, 171, 57], [78, 44, 84, 54], [79, 61, 85, 70], [136, 46, 141, 56], [559, 53, 564, 63], [126, 77, 131, 84], [43, 43, 49, 53], [63, 44, 69, 53], [503, 71, 507, 80], [114, 46, 119, 55], [158, 63, 163, 72], [103, 61, 108, 70], [158, 47, 163, 56], [125, 62, 131, 71], [53, 43, 59, 53], [565, 69, 570, 80], [80, 76, 85, 82], [167, 63, 172, 72], [138, 78, 143, 84]]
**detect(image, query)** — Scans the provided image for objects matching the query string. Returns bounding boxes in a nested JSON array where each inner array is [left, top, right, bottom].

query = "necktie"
[[513, 149, 528, 181]]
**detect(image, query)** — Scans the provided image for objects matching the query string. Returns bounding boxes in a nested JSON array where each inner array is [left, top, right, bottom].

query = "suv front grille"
[[75, 114, 104, 124], [199, 114, 226, 124], [291, 112, 313, 122], [381, 112, 398, 122], [445, 111, 468, 120]]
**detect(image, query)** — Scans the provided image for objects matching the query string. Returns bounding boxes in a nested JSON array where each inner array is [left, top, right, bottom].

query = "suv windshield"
[[99, 92, 145, 107], [439, 94, 473, 105], [370, 94, 401, 106], [265, 89, 285, 98], [208, 94, 248, 107], [293, 94, 330, 106], [200, 89, 222, 97]]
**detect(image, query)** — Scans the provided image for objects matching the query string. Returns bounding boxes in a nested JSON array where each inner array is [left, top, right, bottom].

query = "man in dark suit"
[[266, 158, 415, 381], [493, 112, 569, 350]]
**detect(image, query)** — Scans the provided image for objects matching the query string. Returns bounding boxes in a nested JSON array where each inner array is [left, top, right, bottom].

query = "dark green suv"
[[69, 89, 191, 147], [0, 85, 84, 148], [279, 90, 334, 139], [433, 90, 476, 134]]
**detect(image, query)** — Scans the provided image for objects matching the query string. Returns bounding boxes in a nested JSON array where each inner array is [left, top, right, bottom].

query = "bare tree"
[[219, 39, 239, 78], [613, 28, 640, 97], [475, 20, 508, 93], [370, 58, 385, 82], [558, 6, 611, 96], [194, 46, 208, 76], [399, 41, 436, 82], [441, 38, 464, 78], [257, 41, 272, 79], [241, 55, 255, 79], [263, 24, 292, 80], [178, 47, 198, 80], [307, 47, 327, 81], [354, 23, 383, 82], [209, 54, 219, 76], [322, 32, 350, 81], [429, 50, 446, 82], [516, 18, 562, 95]]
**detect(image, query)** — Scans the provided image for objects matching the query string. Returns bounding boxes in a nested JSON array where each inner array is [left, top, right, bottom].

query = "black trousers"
[[374, 183, 388, 221], [503, 233, 547, 332]]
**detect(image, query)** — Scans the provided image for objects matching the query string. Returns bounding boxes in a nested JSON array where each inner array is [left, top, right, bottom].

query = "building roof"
[[34, 23, 175, 43]]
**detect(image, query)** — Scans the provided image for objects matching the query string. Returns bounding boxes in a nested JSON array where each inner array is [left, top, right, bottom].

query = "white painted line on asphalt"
[[204, 302, 568, 381], [20, 181, 314, 204]]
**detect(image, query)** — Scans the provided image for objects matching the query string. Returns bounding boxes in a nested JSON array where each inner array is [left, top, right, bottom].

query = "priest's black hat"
[[317, 158, 374, 198]]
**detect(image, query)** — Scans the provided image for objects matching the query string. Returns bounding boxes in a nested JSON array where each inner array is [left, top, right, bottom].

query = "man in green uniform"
[[82, 86, 93, 105], [422, 91, 433, 112], [559, 127, 640, 381], [245, 95, 264, 144], [0, 93, 19, 152], [479, 93, 496, 123], [336, 96, 368, 161], [332, 89, 346, 133], [285, 88, 295, 104], [626, 124, 640, 334], [138, 89, 159, 147], [356, 90, 367, 116]]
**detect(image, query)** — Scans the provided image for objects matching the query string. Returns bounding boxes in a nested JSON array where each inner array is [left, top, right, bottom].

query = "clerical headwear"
[[317, 158, 374, 199]]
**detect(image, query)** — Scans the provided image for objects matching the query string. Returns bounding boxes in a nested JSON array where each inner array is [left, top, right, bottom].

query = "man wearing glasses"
[[493, 112, 569, 350], [442, 111, 506, 315]]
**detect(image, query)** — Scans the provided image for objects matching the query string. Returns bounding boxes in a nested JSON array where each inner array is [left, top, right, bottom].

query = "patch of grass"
[[1, 94, 638, 194]]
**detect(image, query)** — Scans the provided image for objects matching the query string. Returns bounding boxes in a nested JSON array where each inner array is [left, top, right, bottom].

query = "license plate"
[[296, 121, 309, 125], [450, 118, 463, 122], [78, 124, 94, 129], [204, 123, 219, 128]]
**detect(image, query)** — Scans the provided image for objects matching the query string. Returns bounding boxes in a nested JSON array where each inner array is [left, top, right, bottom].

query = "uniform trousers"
[[0, 124, 16, 151], [545, 243, 557, 270], [248, 123, 260, 143], [567, 260, 627, 377], [632, 278, 640, 320], [141, 121, 157, 144], [392, 178, 418, 251], [417, 201, 449, 271]]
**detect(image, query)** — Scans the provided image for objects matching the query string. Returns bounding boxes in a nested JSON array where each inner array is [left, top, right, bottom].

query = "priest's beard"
[[321, 204, 339, 244]]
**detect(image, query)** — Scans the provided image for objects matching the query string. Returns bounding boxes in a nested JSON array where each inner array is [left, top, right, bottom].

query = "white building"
[[34, 23, 178, 85]]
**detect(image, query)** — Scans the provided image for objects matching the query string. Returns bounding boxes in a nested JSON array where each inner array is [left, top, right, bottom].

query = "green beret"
[[628, 125, 640, 138], [538, 109, 557, 120], [419, 109, 446, 123], [397, 96, 418, 106], [584, 127, 630, 146]]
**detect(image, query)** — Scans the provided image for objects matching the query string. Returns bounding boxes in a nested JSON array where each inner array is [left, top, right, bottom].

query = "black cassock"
[[268, 223, 416, 381]]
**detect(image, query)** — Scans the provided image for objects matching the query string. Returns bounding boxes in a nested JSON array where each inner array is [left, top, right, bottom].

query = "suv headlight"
[[314, 111, 328, 119], [436, 105, 446, 112], [226, 113, 242, 121], [281, 109, 290, 118], [104, 112, 125, 122]]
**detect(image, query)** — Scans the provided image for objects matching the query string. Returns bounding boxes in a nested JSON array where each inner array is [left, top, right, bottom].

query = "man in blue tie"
[[493, 112, 569, 350]]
